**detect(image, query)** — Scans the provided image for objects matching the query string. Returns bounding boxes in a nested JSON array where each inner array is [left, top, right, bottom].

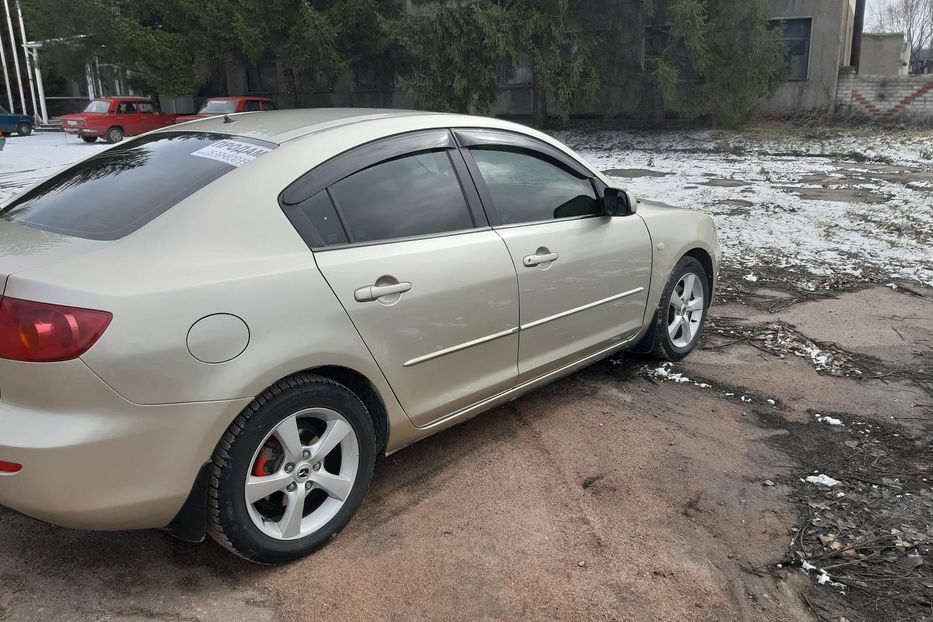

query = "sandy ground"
[[0, 126, 931, 621]]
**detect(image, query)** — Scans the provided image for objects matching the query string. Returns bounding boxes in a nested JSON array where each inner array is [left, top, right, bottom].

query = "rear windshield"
[[0, 132, 275, 240], [201, 100, 237, 113], [84, 100, 111, 113]]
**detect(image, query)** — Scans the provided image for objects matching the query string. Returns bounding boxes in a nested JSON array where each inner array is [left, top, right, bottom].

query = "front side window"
[[1, 132, 275, 240], [769, 18, 812, 80], [83, 100, 111, 113], [118, 102, 137, 114], [328, 151, 474, 244], [470, 148, 600, 225], [200, 100, 237, 114]]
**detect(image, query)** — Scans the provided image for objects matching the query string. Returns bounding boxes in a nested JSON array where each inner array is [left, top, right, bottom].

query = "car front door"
[[280, 130, 519, 427], [457, 130, 652, 382], [116, 101, 142, 135]]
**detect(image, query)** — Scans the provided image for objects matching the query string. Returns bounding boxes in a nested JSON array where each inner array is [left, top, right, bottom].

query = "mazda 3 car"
[[0, 109, 719, 563]]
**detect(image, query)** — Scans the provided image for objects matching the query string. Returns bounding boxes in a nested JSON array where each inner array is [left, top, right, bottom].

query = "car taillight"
[[0, 296, 112, 362], [0, 460, 22, 473]]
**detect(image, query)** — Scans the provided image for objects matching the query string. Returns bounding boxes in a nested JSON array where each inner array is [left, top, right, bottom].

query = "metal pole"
[[851, 0, 866, 73], [2, 0, 25, 113], [0, 25, 13, 110], [14, 0, 37, 118], [29, 44, 46, 123]]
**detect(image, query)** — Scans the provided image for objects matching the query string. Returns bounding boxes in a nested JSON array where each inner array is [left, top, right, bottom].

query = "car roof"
[[167, 108, 483, 143], [207, 96, 273, 101], [96, 97, 150, 102]]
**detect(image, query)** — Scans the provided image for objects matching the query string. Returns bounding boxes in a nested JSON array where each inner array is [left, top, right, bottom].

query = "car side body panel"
[[630, 201, 720, 334]]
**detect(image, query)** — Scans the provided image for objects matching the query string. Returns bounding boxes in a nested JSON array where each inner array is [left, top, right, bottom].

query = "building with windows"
[[18, 0, 918, 123], [760, 0, 857, 115]]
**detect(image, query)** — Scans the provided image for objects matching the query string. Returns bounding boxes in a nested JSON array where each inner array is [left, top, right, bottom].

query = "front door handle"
[[354, 281, 412, 302], [523, 251, 560, 268]]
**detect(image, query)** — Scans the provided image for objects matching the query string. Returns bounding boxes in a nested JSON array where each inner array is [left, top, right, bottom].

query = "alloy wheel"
[[667, 272, 705, 348], [244, 407, 359, 541]]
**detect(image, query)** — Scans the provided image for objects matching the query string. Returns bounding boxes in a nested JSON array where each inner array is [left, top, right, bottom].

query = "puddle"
[[601, 168, 672, 178]]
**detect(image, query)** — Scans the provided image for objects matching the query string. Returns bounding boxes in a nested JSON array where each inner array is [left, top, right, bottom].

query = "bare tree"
[[869, 0, 933, 72]]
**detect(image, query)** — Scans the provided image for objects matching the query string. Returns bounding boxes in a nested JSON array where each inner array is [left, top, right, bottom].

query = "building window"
[[499, 53, 533, 86], [769, 17, 812, 81]]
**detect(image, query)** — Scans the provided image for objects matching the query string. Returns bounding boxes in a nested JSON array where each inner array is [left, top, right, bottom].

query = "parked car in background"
[[0, 109, 719, 564], [60, 97, 177, 143], [177, 97, 276, 123], [0, 106, 34, 136]]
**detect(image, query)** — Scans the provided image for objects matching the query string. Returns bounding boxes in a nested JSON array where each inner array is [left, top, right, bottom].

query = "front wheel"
[[646, 256, 709, 361], [16, 122, 32, 136], [207, 373, 376, 564]]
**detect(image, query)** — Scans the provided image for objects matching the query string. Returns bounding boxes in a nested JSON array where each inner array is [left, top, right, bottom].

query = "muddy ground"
[[1, 127, 931, 621], [0, 284, 929, 621]]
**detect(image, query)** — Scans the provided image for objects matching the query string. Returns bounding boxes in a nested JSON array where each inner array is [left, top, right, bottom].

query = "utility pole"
[[0, 25, 13, 110], [15, 0, 37, 119], [851, 0, 867, 72], [2, 0, 24, 113]]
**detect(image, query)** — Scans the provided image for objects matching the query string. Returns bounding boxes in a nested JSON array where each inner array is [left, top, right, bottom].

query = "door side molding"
[[520, 287, 645, 331]]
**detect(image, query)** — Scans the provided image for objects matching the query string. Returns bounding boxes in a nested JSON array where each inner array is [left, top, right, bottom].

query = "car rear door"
[[456, 129, 652, 382], [136, 102, 163, 132], [280, 130, 519, 427]]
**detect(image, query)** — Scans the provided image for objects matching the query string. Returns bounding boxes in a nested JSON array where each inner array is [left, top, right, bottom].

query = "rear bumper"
[[0, 359, 249, 530], [62, 127, 100, 136]]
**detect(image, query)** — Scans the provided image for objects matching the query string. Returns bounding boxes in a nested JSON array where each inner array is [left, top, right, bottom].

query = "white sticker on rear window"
[[190, 139, 272, 168]]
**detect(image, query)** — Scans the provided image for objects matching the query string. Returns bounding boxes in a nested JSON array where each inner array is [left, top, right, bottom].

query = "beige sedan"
[[0, 110, 719, 563]]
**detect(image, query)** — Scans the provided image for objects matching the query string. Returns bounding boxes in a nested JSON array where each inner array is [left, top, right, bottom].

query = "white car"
[[0, 109, 718, 563]]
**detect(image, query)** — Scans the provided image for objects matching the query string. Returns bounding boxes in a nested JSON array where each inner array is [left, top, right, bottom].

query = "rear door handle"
[[354, 281, 412, 302], [523, 251, 560, 267]]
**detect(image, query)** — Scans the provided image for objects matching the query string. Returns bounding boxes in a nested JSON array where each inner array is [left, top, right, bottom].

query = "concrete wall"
[[836, 66, 933, 118], [860, 33, 910, 75], [760, 0, 854, 114]]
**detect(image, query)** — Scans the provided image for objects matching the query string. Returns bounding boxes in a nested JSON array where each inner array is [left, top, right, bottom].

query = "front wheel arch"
[[683, 248, 714, 307]]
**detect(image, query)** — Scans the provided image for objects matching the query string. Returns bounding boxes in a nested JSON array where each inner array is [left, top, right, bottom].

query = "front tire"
[[105, 126, 124, 143], [16, 122, 32, 136], [646, 256, 710, 361], [207, 373, 376, 564], [81, 135, 98, 143]]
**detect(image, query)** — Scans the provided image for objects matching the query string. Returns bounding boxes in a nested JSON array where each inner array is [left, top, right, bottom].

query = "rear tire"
[[645, 256, 710, 361], [105, 126, 124, 144], [81, 136, 98, 143], [207, 373, 376, 565], [16, 122, 31, 136]]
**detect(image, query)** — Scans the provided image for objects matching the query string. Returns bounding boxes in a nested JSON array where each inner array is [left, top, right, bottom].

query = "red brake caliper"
[[252, 437, 282, 477]]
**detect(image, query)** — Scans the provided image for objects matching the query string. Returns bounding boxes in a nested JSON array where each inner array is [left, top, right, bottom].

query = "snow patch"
[[804, 474, 841, 487]]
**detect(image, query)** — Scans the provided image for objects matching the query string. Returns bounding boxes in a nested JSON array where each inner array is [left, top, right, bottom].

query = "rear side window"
[[470, 148, 600, 225], [243, 100, 261, 112], [328, 150, 474, 244], [1, 132, 275, 240]]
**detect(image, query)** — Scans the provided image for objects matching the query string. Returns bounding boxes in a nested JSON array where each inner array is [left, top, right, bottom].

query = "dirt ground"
[[1, 126, 931, 621], [0, 281, 929, 621]]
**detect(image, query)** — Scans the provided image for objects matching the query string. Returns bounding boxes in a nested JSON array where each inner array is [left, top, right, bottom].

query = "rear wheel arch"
[[304, 365, 390, 453]]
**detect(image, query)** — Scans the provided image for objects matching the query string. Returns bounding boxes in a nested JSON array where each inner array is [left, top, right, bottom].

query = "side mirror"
[[602, 187, 638, 217]]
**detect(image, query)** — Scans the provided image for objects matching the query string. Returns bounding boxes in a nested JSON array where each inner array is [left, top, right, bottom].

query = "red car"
[[177, 97, 276, 123], [61, 97, 178, 144]]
